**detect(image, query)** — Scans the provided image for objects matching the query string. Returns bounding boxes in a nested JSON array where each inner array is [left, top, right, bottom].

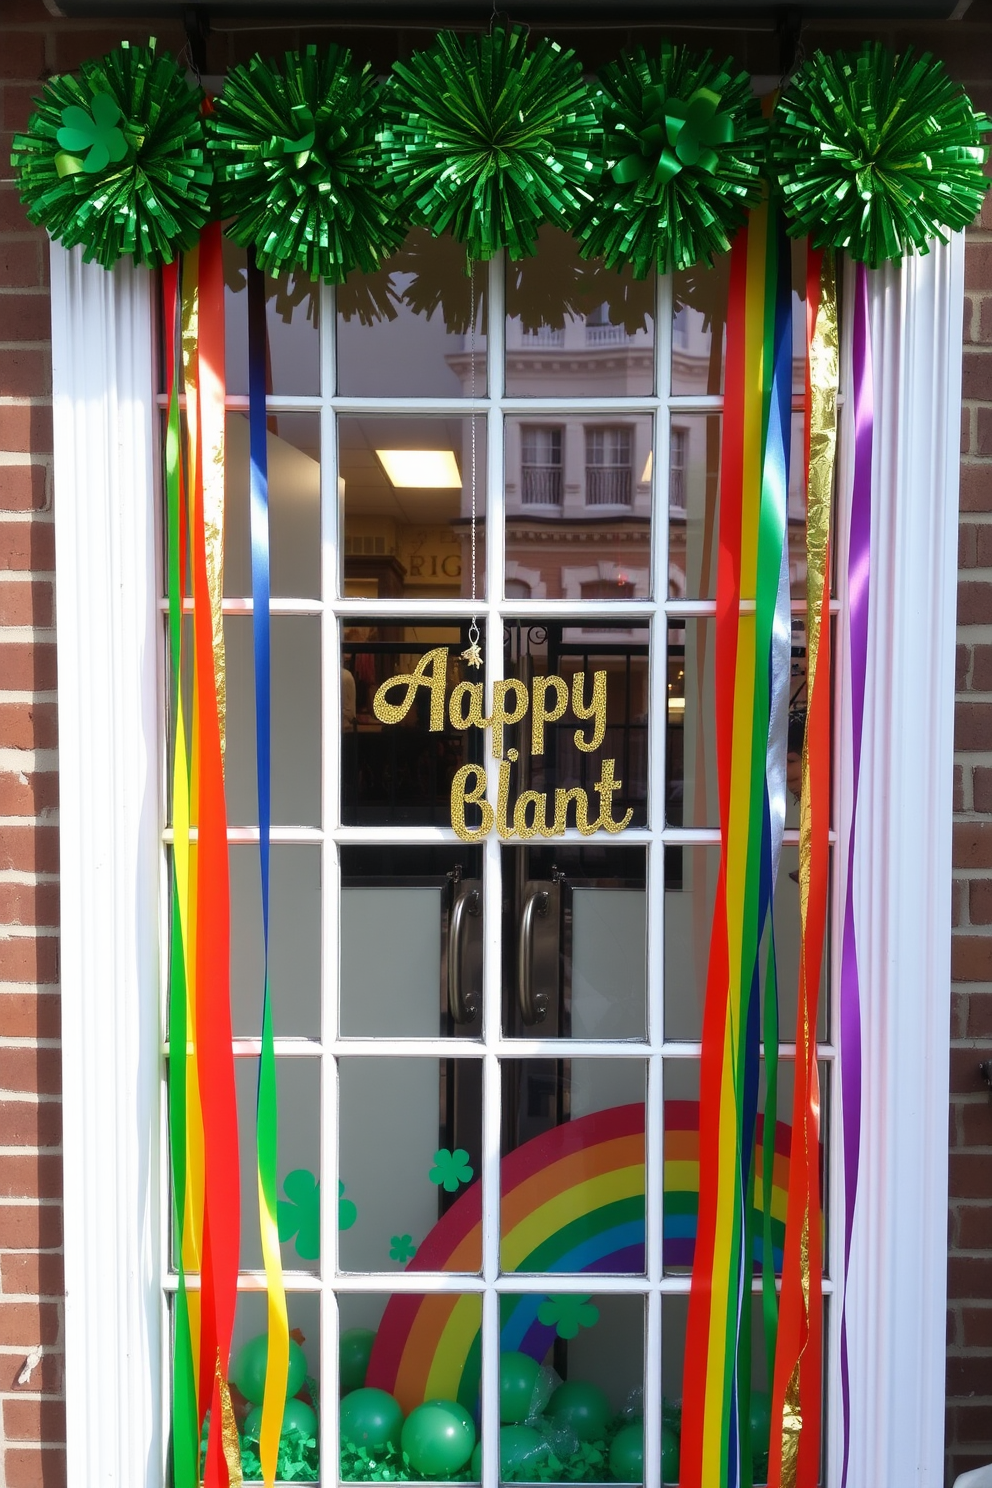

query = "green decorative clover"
[[389, 1233, 417, 1264], [613, 83, 734, 192], [338, 1179, 358, 1231], [55, 92, 128, 176], [278, 1168, 321, 1260], [537, 1293, 600, 1340], [428, 1147, 474, 1193]]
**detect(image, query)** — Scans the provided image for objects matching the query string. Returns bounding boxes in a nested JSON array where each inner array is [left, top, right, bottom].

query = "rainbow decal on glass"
[[365, 1102, 791, 1415]]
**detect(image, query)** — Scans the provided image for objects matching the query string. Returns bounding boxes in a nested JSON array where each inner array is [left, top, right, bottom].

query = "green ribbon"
[[612, 82, 735, 191]]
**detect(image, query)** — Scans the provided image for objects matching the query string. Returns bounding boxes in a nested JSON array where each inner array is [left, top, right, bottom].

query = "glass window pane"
[[223, 237, 320, 397], [224, 412, 321, 600], [506, 227, 655, 397], [506, 416, 652, 599], [230, 844, 321, 1039], [224, 615, 321, 828], [337, 228, 487, 398], [225, 1291, 320, 1470], [340, 416, 486, 600], [500, 1058, 646, 1273], [339, 1056, 482, 1273], [500, 844, 646, 1040], [340, 844, 484, 1038], [232, 1056, 321, 1273]]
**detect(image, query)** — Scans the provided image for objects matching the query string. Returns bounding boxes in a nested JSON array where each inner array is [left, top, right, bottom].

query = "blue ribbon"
[[247, 250, 272, 982]]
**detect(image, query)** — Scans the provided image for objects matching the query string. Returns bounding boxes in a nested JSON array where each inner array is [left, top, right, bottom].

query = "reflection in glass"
[[225, 615, 321, 828], [340, 844, 484, 1038], [337, 228, 487, 398], [340, 618, 478, 827], [500, 844, 646, 1040], [502, 620, 649, 831], [505, 416, 652, 600], [223, 236, 320, 397], [230, 844, 321, 1039], [506, 227, 655, 398], [339, 1057, 482, 1273], [500, 1059, 645, 1273], [339, 417, 487, 600], [224, 413, 320, 599]]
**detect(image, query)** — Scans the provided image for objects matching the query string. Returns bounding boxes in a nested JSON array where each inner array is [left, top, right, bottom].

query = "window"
[[520, 426, 563, 505], [669, 427, 687, 513], [585, 426, 633, 506], [52, 229, 963, 1488]]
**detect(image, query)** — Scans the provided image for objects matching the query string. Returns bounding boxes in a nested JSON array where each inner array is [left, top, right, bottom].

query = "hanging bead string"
[[462, 256, 483, 669]]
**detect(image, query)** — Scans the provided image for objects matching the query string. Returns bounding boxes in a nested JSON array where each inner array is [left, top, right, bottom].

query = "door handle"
[[448, 888, 481, 1025], [518, 889, 550, 1026]]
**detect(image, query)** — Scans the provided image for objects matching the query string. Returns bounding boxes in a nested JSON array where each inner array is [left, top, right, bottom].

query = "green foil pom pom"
[[771, 43, 991, 267], [210, 44, 405, 283], [10, 39, 211, 270], [578, 44, 766, 277], [378, 24, 602, 261]]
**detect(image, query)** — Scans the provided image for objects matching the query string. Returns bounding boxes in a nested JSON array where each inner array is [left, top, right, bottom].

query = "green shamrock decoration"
[[339, 1179, 358, 1231], [428, 1147, 474, 1193], [278, 1168, 321, 1260], [537, 1293, 600, 1340], [389, 1233, 417, 1263], [55, 92, 128, 176], [612, 84, 734, 191]]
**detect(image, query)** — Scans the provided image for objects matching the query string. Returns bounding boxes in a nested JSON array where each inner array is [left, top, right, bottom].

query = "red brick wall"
[[1, 5, 991, 1486]]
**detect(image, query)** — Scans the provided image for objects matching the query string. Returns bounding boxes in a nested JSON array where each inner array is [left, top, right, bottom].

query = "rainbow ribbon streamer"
[[247, 251, 291, 1486], [681, 200, 794, 1488]]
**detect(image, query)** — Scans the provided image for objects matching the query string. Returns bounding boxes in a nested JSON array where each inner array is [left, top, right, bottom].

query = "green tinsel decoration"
[[378, 25, 603, 261], [210, 44, 405, 283], [771, 43, 991, 266], [10, 39, 210, 269], [578, 45, 765, 277]]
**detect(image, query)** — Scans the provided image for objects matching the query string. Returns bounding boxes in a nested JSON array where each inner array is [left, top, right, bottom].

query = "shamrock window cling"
[[276, 1170, 358, 1261], [429, 1147, 474, 1193]]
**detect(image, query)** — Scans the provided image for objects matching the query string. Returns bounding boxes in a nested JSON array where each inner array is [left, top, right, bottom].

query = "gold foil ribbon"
[[217, 1353, 244, 1487]]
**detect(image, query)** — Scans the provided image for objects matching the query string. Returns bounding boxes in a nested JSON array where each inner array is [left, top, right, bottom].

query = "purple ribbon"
[[840, 261, 872, 1488]]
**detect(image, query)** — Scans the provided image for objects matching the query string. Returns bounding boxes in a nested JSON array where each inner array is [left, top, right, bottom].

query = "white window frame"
[[52, 233, 962, 1488]]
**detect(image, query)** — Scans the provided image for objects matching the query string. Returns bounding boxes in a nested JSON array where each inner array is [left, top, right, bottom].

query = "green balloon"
[[426, 1399, 477, 1439], [750, 1392, 771, 1461], [340, 1327, 376, 1395], [500, 1351, 542, 1424], [340, 1387, 404, 1451], [609, 1421, 643, 1482], [661, 1424, 680, 1484], [232, 1333, 308, 1406], [546, 1380, 611, 1443], [499, 1425, 548, 1476], [242, 1398, 318, 1443], [401, 1401, 476, 1477]]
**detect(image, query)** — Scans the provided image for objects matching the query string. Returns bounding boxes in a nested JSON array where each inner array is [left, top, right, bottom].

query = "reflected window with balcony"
[[586, 426, 633, 507], [521, 426, 563, 506]]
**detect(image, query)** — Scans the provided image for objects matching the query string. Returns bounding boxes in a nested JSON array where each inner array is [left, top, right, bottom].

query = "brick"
[[0, 32, 46, 81], [4, 1446, 67, 1488], [961, 523, 979, 569], [0, 1205, 62, 1251], [946, 1354, 991, 1398], [0, 293, 51, 343], [0, 993, 59, 1040], [958, 579, 992, 626], [958, 642, 972, 690], [0, 826, 58, 876], [0, 349, 50, 398], [0, 1047, 61, 1096], [955, 762, 966, 813], [949, 1452, 992, 1485], [0, 188, 34, 236], [0, 579, 53, 627], [975, 644, 992, 693], [1, 1252, 64, 1299], [0, 465, 47, 514], [957, 1098, 992, 1147], [0, 772, 58, 817], [972, 880, 992, 926], [0, 1101, 61, 1149], [982, 296, 992, 347], [967, 244, 992, 292], [952, 1202, 992, 1249], [960, 463, 992, 512], [0, 81, 43, 134], [952, 1400, 992, 1444], [0, 704, 57, 751], [0, 1299, 61, 1351], [977, 766, 992, 815], [0, 1153, 62, 1202], [0, 643, 58, 690], [979, 524, 992, 568], [0, 521, 55, 572], [956, 700, 992, 752], [953, 934, 992, 981], [0, 938, 58, 986], [963, 349, 992, 402], [949, 1153, 992, 1204], [3, 1399, 67, 1445], [954, 875, 967, 927], [0, 402, 51, 456], [0, 883, 58, 930], [963, 405, 972, 457], [0, 1347, 63, 1398], [955, 822, 992, 868], [962, 1304, 992, 1348], [0, 241, 42, 291], [978, 408, 992, 461]]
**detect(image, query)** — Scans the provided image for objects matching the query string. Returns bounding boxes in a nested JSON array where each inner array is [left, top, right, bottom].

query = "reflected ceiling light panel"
[[641, 451, 653, 483], [376, 449, 461, 487]]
